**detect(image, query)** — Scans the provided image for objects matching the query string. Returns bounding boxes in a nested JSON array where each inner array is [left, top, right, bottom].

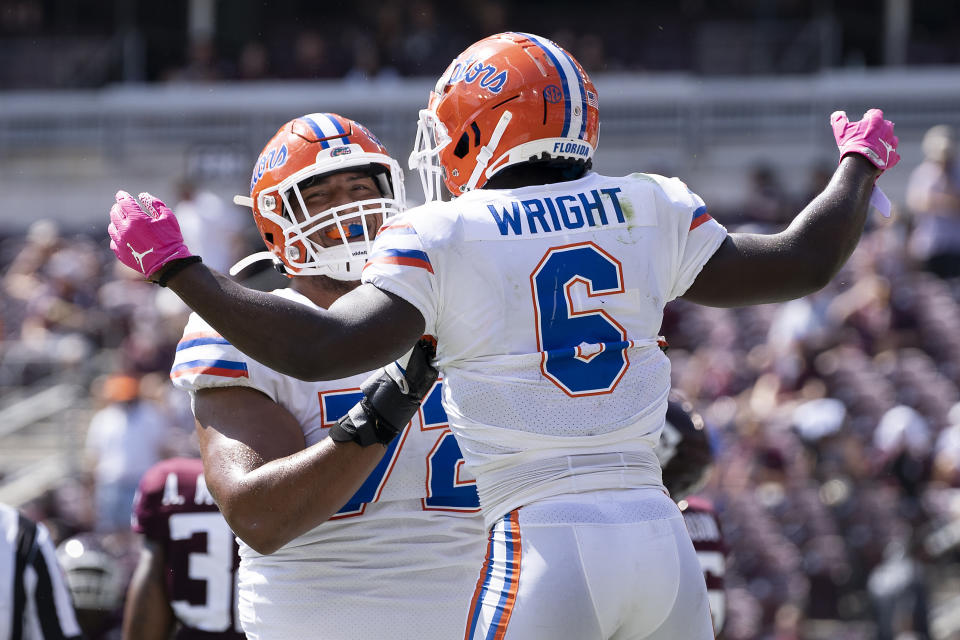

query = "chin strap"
[[464, 110, 513, 192], [229, 252, 367, 281], [228, 251, 281, 276], [229, 196, 279, 277]]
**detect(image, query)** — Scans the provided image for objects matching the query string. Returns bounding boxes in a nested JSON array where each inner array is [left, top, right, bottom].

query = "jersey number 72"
[[319, 382, 479, 518]]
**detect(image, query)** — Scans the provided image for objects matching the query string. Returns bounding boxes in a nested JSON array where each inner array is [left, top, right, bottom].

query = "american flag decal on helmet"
[[586, 91, 599, 108]]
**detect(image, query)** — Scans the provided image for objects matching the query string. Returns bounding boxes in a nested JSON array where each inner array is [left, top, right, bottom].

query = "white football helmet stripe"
[[520, 32, 586, 141]]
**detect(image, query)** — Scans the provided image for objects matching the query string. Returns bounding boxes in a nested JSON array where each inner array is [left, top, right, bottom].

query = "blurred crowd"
[[664, 124, 960, 640], [154, 0, 637, 84], [0, 180, 251, 637], [132, 0, 960, 85], [1, 124, 959, 638], [4, 0, 960, 88]]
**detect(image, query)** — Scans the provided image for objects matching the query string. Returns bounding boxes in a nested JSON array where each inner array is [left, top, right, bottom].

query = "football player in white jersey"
[[156, 113, 486, 640], [108, 33, 900, 640]]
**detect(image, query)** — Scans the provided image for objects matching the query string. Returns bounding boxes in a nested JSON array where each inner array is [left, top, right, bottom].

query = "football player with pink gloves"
[[121, 114, 487, 640], [108, 32, 899, 640]]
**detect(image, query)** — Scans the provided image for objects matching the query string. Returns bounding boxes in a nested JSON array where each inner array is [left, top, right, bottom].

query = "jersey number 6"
[[530, 241, 631, 396]]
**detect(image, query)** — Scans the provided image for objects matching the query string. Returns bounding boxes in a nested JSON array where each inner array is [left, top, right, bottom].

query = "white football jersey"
[[362, 172, 727, 527], [171, 288, 486, 640]]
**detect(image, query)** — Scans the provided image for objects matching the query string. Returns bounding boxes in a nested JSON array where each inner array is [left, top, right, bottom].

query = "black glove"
[[330, 338, 439, 447]]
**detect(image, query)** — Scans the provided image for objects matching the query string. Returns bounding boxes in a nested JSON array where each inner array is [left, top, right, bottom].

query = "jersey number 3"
[[168, 512, 242, 633], [531, 242, 630, 396]]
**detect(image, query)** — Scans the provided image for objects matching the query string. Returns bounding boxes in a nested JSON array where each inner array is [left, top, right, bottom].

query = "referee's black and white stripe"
[[1, 503, 82, 640]]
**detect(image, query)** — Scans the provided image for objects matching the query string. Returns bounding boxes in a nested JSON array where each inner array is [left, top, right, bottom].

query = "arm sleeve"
[[170, 311, 290, 402], [361, 217, 440, 334], [650, 175, 728, 301]]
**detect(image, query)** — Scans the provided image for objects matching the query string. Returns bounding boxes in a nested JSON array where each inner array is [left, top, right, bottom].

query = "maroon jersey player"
[[656, 399, 726, 636], [678, 495, 726, 635], [124, 457, 244, 640]]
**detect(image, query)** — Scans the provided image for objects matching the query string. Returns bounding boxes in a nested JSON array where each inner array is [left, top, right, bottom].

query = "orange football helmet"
[[233, 113, 404, 280], [409, 32, 600, 201]]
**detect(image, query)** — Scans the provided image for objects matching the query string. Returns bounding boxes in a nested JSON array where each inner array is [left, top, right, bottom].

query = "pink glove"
[[830, 109, 900, 173], [107, 190, 194, 278]]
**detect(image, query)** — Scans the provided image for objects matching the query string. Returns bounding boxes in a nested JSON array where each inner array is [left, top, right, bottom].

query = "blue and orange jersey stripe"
[[376, 222, 418, 237], [176, 331, 231, 351], [465, 510, 521, 640], [465, 529, 496, 639], [489, 512, 521, 640], [170, 359, 249, 380], [363, 248, 434, 273], [690, 205, 712, 230]]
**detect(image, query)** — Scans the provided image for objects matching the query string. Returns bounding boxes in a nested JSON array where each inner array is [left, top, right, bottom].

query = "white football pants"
[[464, 487, 715, 640]]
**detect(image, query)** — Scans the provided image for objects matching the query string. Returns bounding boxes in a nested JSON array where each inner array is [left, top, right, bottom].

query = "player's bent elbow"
[[806, 259, 842, 294], [775, 267, 835, 303], [225, 502, 325, 555], [241, 536, 283, 556], [771, 246, 844, 301], [218, 502, 288, 555], [230, 520, 286, 555]]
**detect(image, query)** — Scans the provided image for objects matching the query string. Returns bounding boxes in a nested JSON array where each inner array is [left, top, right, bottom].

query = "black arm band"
[[157, 256, 202, 287]]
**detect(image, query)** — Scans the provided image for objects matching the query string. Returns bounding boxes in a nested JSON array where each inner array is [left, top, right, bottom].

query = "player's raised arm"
[[682, 109, 900, 307], [107, 190, 423, 380]]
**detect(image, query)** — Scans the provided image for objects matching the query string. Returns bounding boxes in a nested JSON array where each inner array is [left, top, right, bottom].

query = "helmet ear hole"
[[452, 122, 483, 160], [453, 133, 470, 159]]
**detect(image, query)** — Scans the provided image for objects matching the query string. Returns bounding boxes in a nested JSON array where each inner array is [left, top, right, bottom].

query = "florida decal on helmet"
[[409, 32, 600, 201], [232, 113, 405, 280]]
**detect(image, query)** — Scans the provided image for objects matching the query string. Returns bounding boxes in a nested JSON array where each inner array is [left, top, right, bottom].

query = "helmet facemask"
[[409, 105, 451, 203], [237, 148, 404, 280], [268, 159, 401, 280], [57, 537, 125, 613], [410, 106, 516, 201]]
